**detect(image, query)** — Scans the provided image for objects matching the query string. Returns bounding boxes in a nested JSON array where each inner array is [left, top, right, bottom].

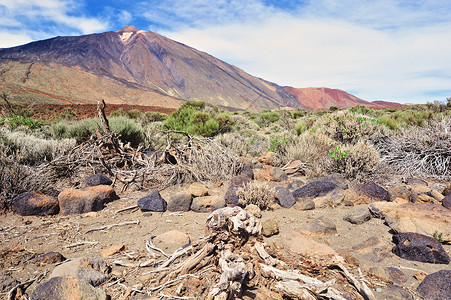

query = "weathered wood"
[[336, 262, 376, 300], [97, 99, 110, 133]]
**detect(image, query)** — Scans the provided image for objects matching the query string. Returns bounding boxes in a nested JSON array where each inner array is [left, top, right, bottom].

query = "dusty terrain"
[[1, 174, 450, 299]]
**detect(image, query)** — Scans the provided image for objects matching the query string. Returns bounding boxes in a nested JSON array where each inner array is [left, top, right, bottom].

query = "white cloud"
[[0, 32, 33, 48], [156, 0, 451, 103]]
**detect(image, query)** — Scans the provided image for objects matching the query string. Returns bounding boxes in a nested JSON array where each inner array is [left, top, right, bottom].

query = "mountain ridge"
[[0, 26, 395, 110]]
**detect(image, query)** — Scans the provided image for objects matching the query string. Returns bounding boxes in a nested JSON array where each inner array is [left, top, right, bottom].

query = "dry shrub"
[[378, 118, 451, 178], [329, 141, 380, 179], [237, 180, 275, 210], [285, 132, 337, 177], [312, 110, 387, 145], [214, 130, 268, 157], [0, 127, 76, 165]]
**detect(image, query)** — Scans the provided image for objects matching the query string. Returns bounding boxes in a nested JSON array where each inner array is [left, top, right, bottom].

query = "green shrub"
[[143, 111, 168, 123], [258, 111, 280, 127], [329, 142, 379, 179], [51, 118, 101, 142], [109, 116, 144, 147], [329, 105, 339, 111], [59, 108, 76, 120], [0, 116, 42, 129]]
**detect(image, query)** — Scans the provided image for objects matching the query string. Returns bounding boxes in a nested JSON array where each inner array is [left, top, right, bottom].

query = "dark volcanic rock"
[[274, 187, 296, 208], [31, 276, 107, 300], [442, 194, 451, 209], [379, 284, 413, 300], [354, 183, 391, 202], [230, 175, 251, 188], [343, 207, 372, 224], [85, 174, 112, 187], [58, 185, 119, 215], [239, 165, 254, 180], [224, 187, 239, 207], [292, 181, 338, 199], [286, 179, 305, 191], [31, 252, 66, 264], [417, 270, 451, 300], [167, 191, 192, 212], [12, 191, 59, 216], [138, 191, 167, 212], [392, 232, 450, 264]]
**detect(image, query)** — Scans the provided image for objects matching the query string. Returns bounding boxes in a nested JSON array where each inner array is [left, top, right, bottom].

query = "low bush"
[[237, 180, 275, 210], [257, 111, 280, 127], [214, 130, 268, 157], [0, 116, 42, 129], [328, 141, 380, 179], [0, 159, 36, 211], [109, 116, 145, 147], [0, 127, 76, 165], [143, 111, 168, 123]]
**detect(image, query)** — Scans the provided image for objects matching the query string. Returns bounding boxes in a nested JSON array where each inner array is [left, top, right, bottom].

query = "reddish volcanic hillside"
[[284, 87, 370, 109]]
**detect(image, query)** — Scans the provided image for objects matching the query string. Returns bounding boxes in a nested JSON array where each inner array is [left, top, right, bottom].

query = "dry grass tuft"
[[237, 180, 275, 210]]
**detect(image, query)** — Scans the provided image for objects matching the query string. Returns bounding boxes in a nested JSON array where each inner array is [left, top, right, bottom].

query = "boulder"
[[224, 187, 239, 207], [31, 276, 107, 300], [431, 189, 445, 201], [405, 177, 428, 186], [315, 173, 348, 190], [59, 185, 119, 215], [191, 196, 225, 212], [239, 165, 254, 179], [301, 216, 337, 236], [49, 257, 110, 287], [281, 231, 337, 260], [274, 187, 296, 208], [417, 270, 451, 300], [138, 191, 167, 212], [261, 219, 279, 237], [412, 193, 440, 204], [167, 191, 192, 212], [343, 207, 372, 224], [31, 252, 66, 264], [392, 232, 450, 264], [443, 194, 451, 209], [346, 184, 390, 204], [187, 182, 208, 197], [12, 192, 59, 216], [369, 202, 451, 243], [292, 181, 338, 199], [312, 189, 345, 208], [293, 199, 315, 211], [351, 237, 393, 263], [230, 175, 251, 188], [258, 151, 275, 165], [254, 165, 288, 182], [154, 230, 191, 247], [286, 179, 305, 191], [85, 174, 112, 187]]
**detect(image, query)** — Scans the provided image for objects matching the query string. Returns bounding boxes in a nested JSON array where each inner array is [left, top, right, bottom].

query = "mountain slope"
[[0, 26, 389, 110]]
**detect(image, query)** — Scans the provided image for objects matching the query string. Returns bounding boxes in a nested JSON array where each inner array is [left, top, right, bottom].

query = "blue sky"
[[1, 0, 451, 104]]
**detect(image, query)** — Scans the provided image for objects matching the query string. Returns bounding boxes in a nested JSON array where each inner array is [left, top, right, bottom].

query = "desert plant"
[[237, 180, 275, 210], [214, 130, 268, 157], [257, 111, 280, 127], [109, 116, 145, 147], [143, 111, 168, 123], [0, 116, 42, 130], [329, 141, 380, 179]]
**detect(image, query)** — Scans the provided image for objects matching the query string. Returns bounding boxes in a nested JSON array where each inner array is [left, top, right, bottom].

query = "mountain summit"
[[0, 26, 382, 109]]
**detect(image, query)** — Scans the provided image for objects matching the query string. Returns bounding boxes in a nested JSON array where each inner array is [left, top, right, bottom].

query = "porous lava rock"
[[417, 270, 451, 300], [58, 185, 119, 215], [392, 232, 450, 264], [274, 187, 296, 208], [167, 191, 192, 212], [31, 276, 107, 300], [12, 192, 59, 216], [138, 190, 167, 212], [85, 174, 112, 187], [292, 181, 338, 199]]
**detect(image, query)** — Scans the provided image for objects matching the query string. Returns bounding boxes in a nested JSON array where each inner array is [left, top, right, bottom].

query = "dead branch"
[[336, 262, 376, 300], [7, 270, 47, 300], [85, 220, 140, 233], [97, 99, 110, 133]]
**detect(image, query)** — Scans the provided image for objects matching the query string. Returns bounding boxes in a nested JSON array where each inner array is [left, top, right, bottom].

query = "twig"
[[146, 237, 169, 257], [85, 220, 140, 233], [148, 274, 198, 292], [115, 205, 139, 214], [158, 291, 194, 299], [65, 241, 99, 248]]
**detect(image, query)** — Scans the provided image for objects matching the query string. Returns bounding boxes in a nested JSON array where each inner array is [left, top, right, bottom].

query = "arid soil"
[[1, 174, 450, 299]]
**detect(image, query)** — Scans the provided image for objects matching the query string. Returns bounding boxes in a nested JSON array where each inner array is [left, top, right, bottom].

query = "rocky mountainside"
[[0, 26, 394, 110]]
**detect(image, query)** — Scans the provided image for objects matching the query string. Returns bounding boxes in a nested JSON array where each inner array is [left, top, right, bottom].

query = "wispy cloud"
[[0, 0, 108, 47], [147, 0, 451, 103]]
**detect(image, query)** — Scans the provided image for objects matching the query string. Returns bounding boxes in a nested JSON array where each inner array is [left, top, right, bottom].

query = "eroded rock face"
[[417, 270, 451, 300], [392, 232, 450, 264], [343, 207, 372, 224], [31, 276, 107, 300], [59, 185, 119, 215], [281, 231, 337, 260], [187, 182, 208, 197], [292, 181, 338, 199], [12, 192, 59, 216], [369, 202, 451, 242]]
